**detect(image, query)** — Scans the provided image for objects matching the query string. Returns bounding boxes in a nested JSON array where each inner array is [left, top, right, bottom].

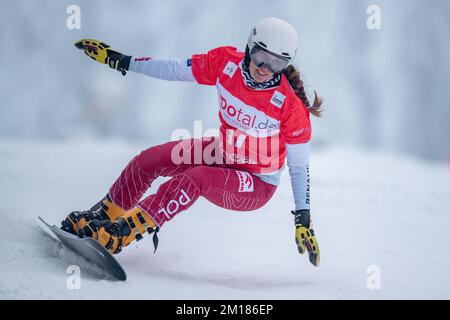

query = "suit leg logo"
[[236, 171, 254, 192]]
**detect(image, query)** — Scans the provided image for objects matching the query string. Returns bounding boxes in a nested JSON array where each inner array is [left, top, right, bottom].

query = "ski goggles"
[[249, 44, 291, 73]]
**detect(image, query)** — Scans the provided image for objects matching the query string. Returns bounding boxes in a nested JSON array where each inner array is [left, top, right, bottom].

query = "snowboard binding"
[[61, 194, 125, 236], [88, 209, 160, 255], [62, 195, 159, 255]]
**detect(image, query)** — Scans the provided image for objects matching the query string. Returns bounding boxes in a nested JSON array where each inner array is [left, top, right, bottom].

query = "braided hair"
[[284, 65, 323, 117]]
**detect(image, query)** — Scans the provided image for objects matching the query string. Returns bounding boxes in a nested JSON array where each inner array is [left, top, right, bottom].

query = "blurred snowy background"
[[1, 0, 450, 299], [1, 0, 449, 161]]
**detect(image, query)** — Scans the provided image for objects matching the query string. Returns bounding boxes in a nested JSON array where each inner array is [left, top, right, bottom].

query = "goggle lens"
[[249, 45, 290, 73]]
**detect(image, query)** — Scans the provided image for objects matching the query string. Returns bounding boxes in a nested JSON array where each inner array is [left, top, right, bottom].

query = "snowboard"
[[38, 216, 127, 281]]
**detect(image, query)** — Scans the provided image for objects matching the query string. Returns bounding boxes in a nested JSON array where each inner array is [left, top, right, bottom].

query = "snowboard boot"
[[83, 207, 159, 254], [61, 194, 127, 237]]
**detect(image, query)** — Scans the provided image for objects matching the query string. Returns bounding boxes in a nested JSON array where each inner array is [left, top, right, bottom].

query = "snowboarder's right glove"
[[74, 39, 131, 76], [292, 209, 320, 267]]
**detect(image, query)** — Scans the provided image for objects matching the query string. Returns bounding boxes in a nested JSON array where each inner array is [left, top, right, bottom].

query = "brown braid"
[[284, 65, 324, 117]]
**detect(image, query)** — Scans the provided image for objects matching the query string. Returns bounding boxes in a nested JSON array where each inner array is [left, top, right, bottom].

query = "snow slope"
[[0, 138, 449, 299]]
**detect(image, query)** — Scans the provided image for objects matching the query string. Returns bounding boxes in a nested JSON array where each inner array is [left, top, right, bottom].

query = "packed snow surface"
[[1, 139, 449, 299]]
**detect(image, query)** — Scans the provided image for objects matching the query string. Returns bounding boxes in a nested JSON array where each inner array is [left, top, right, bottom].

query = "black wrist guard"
[[291, 209, 311, 228]]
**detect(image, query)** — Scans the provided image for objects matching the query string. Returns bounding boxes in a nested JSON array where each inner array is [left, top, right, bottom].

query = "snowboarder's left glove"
[[74, 39, 131, 76], [292, 209, 320, 267]]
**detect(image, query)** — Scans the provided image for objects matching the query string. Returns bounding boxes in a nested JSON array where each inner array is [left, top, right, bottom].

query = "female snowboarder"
[[63, 17, 323, 266]]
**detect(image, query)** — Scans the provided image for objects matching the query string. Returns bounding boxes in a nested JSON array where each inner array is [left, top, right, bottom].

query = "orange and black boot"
[[61, 194, 127, 237], [83, 208, 159, 254]]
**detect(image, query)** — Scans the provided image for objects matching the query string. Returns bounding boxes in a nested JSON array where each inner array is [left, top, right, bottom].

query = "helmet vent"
[[257, 41, 267, 48], [281, 52, 290, 56]]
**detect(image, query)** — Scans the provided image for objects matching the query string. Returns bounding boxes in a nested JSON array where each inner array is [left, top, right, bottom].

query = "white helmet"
[[247, 17, 299, 62]]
